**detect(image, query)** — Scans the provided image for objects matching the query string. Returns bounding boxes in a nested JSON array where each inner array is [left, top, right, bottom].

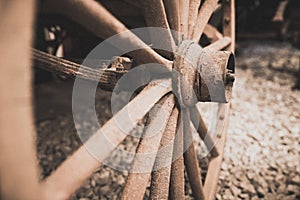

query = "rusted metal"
[[40, 0, 173, 70], [174, 40, 235, 104], [190, 106, 219, 158], [183, 109, 205, 200], [121, 94, 175, 200], [173, 40, 198, 107], [188, 0, 202, 38], [192, 0, 219, 42], [42, 79, 172, 200], [149, 107, 179, 200], [195, 50, 235, 102]]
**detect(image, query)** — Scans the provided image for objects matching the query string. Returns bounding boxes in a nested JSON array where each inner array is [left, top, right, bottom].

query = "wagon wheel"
[[34, 0, 236, 199]]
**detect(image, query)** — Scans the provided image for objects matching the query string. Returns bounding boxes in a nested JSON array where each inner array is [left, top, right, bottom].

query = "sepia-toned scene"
[[0, 0, 299, 200]]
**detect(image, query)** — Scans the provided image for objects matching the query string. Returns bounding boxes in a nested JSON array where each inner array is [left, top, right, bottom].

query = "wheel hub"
[[173, 40, 235, 106]]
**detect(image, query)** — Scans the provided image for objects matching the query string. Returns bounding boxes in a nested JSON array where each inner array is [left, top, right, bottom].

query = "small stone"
[[99, 185, 111, 195], [230, 185, 241, 196], [238, 193, 249, 200], [286, 184, 298, 195], [95, 171, 110, 185], [116, 175, 125, 185], [256, 187, 265, 198]]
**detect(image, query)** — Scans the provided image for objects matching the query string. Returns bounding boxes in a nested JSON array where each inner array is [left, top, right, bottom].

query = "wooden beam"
[[203, 104, 229, 200], [32, 49, 130, 91], [222, 0, 235, 52], [183, 109, 205, 200], [179, 0, 190, 37], [192, 0, 219, 42], [0, 0, 41, 199], [188, 0, 201, 38], [150, 107, 179, 199], [204, 36, 231, 51], [140, 0, 176, 58], [40, 0, 172, 70], [121, 95, 175, 199], [42, 79, 172, 200], [273, 0, 289, 22], [190, 106, 219, 158], [163, 0, 181, 43], [169, 110, 185, 200], [204, 24, 223, 42]]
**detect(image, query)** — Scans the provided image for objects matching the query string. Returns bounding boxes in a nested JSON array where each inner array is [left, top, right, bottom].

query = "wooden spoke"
[[204, 36, 231, 51], [32, 49, 130, 91], [0, 0, 41, 199], [190, 106, 219, 157], [163, 0, 181, 43], [203, 104, 229, 200], [150, 107, 179, 199], [273, 0, 289, 22], [192, 0, 219, 42], [42, 79, 172, 200], [41, 0, 172, 70], [140, 0, 176, 57], [169, 109, 185, 200], [223, 0, 236, 52], [188, 0, 202, 38], [182, 109, 205, 200], [121, 94, 175, 200], [179, 0, 190, 37], [204, 24, 223, 42]]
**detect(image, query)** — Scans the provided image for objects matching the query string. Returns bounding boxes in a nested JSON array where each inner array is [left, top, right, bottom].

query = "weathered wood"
[[223, 0, 235, 52], [150, 107, 179, 200], [140, 0, 176, 58], [273, 0, 289, 22], [0, 0, 41, 199], [190, 106, 219, 157], [163, 0, 181, 44], [183, 109, 205, 200], [169, 110, 185, 200], [204, 24, 223, 42], [179, 0, 190, 37], [42, 79, 172, 200], [40, 0, 172, 70], [203, 104, 229, 200], [32, 49, 130, 91], [204, 36, 231, 51], [192, 0, 219, 42], [188, 0, 202, 38], [121, 95, 175, 200]]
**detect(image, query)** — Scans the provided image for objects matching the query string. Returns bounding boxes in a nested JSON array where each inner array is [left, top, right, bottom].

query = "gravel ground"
[[217, 41, 300, 200], [35, 40, 300, 199]]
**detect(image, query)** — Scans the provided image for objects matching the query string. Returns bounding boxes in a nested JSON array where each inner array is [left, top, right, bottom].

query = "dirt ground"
[[35, 40, 300, 199]]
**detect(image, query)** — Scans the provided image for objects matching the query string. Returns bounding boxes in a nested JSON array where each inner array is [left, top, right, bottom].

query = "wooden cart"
[[0, 0, 235, 199]]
